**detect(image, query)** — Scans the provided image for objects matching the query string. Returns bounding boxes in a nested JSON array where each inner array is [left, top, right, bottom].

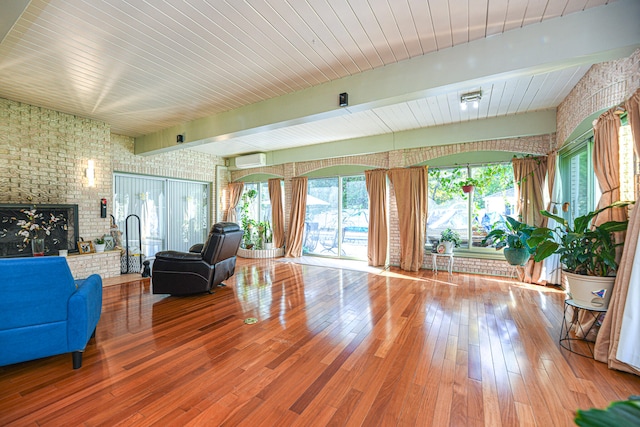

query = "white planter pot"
[[563, 271, 615, 309], [264, 242, 274, 250], [95, 243, 106, 253], [442, 241, 454, 254]]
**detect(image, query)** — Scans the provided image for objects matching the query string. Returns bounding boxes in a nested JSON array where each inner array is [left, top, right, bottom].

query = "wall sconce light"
[[86, 159, 95, 187], [460, 90, 482, 110]]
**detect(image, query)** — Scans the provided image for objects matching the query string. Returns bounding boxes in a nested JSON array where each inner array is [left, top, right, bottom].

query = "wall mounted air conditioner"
[[234, 153, 267, 169]]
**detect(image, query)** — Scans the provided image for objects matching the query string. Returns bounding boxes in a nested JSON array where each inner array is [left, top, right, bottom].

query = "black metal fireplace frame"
[[0, 204, 80, 257]]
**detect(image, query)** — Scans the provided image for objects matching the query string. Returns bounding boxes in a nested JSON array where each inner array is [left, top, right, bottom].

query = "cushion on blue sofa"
[[0, 257, 102, 369]]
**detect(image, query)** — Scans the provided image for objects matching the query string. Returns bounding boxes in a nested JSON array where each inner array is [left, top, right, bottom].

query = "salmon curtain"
[[365, 169, 388, 267], [540, 151, 563, 285], [628, 88, 640, 154], [387, 166, 428, 272], [226, 182, 244, 223], [285, 177, 307, 258], [512, 156, 548, 284], [594, 89, 640, 375], [592, 110, 625, 228], [268, 178, 285, 248]]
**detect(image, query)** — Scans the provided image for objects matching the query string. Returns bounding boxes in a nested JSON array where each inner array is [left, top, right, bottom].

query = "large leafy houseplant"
[[527, 201, 632, 277], [481, 216, 536, 265], [574, 396, 640, 426]]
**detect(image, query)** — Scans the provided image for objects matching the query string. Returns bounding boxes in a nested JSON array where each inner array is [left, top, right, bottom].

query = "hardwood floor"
[[1, 258, 639, 426]]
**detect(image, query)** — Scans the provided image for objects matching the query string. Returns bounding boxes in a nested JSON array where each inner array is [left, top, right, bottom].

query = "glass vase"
[[31, 238, 45, 256]]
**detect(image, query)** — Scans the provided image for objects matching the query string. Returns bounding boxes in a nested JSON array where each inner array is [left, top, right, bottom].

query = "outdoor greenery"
[[527, 201, 632, 276], [428, 164, 513, 210], [341, 176, 368, 210]]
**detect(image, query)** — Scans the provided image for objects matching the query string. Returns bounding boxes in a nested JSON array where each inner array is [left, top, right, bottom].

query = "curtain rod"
[[439, 161, 513, 168], [562, 127, 594, 152]]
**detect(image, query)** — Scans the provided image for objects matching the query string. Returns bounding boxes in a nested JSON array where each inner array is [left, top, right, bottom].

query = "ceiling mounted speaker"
[[235, 153, 267, 169], [339, 92, 348, 107]]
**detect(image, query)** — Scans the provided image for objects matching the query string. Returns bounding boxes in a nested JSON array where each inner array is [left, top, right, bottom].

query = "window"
[[559, 137, 598, 224], [304, 175, 368, 260], [427, 168, 469, 247], [236, 181, 284, 249], [558, 118, 633, 225], [237, 182, 274, 225], [427, 163, 515, 250], [113, 174, 209, 257]]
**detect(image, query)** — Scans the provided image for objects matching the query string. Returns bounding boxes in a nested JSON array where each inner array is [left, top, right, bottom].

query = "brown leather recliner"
[[151, 222, 243, 295]]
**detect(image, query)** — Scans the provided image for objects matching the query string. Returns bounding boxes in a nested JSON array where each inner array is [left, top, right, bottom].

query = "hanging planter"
[[460, 177, 479, 194]]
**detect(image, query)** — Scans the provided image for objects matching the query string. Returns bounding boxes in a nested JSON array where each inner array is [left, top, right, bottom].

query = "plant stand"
[[238, 247, 284, 259], [559, 299, 607, 358], [431, 252, 454, 274]]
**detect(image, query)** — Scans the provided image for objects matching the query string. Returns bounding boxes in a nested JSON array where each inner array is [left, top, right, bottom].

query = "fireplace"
[[0, 204, 79, 257]]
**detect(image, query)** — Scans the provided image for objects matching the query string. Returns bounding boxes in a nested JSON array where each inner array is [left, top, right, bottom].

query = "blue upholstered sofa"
[[0, 257, 102, 369]]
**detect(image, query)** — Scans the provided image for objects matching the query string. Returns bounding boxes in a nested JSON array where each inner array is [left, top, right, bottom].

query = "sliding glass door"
[[166, 180, 210, 253], [303, 175, 368, 260], [113, 174, 209, 257]]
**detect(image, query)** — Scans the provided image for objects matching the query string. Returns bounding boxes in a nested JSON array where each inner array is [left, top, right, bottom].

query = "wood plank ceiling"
[[0, 0, 615, 157]]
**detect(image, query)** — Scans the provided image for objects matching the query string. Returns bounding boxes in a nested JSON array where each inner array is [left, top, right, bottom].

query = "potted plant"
[[94, 236, 106, 253], [255, 220, 270, 250], [527, 201, 632, 308], [461, 177, 479, 194], [439, 228, 461, 254], [239, 189, 257, 249], [481, 216, 535, 266], [262, 221, 273, 250]]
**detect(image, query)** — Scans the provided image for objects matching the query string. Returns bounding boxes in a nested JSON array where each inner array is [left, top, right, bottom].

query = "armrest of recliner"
[[189, 243, 204, 253], [67, 274, 103, 350], [155, 250, 203, 261]]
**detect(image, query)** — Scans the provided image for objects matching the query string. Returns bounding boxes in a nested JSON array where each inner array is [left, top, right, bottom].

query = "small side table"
[[559, 299, 607, 358], [431, 253, 454, 274]]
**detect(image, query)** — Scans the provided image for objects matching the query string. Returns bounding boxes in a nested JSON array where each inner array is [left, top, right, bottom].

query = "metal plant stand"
[[121, 214, 143, 274]]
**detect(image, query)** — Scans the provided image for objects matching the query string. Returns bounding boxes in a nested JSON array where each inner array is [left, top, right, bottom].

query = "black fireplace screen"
[[0, 204, 79, 257]]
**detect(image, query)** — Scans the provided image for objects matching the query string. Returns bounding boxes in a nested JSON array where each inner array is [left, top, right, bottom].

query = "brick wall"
[[111, 134, 223, 223], [230, 134, 550, 276], [557, 48, 640, 147], [0, 99, 113, 245], [0, 98, 222, 278], [66, 251, 121, 280]]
